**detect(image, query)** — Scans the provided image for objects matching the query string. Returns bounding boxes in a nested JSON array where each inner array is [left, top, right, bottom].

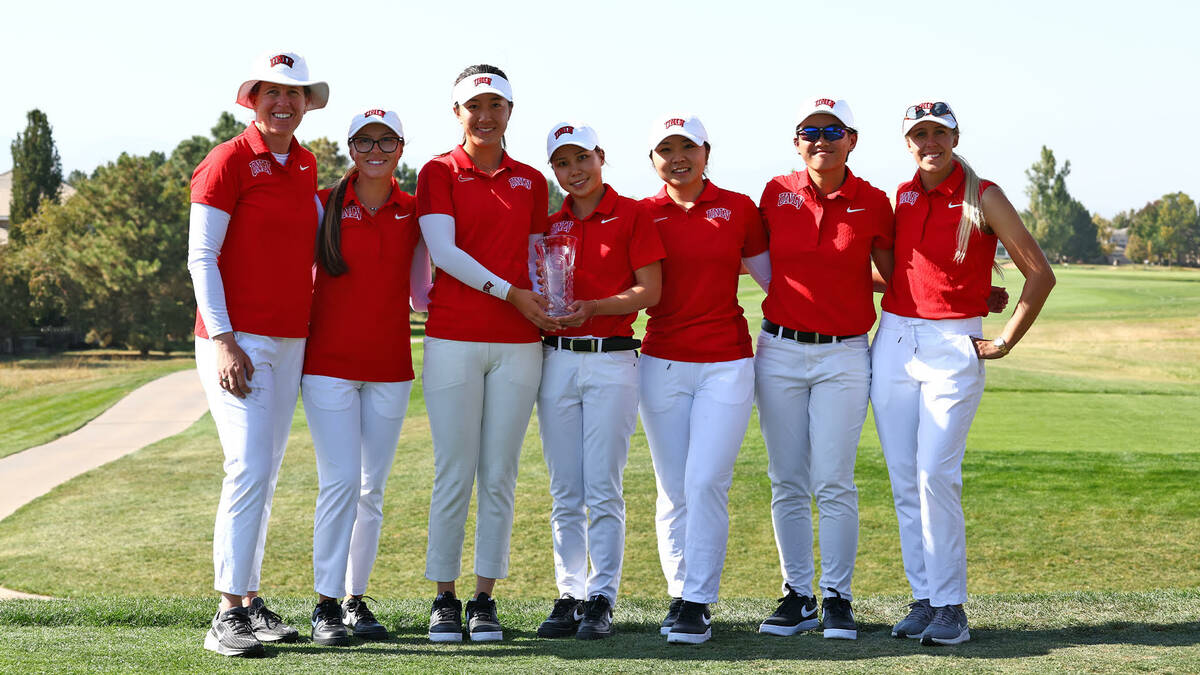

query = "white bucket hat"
[[546, 122, 599, 160], [795, 97, 857, 131], [236, 50, 329, 111], [348, 109, 404, 141], [648, 114, 709, 152]]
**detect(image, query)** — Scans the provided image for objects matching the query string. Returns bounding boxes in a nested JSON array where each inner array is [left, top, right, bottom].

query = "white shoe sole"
[[203, 629, 264, 657], [922, 628, 970, 645], [759, 618, 819, 636], [823, 628, 857, 640], [428, 630, 463, 643], [470, 630, 503, 642], [667, 628, 711, 644]]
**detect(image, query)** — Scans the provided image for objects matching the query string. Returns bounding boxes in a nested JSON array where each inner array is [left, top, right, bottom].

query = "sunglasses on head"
[[905, 102, 955, 121], [349, 136, 402, 153], [796, 125, 849, 142]]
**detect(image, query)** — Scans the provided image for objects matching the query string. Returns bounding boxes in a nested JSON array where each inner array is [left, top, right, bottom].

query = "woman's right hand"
[[507, 287, 561, 332], [213, 333, 254, 398]]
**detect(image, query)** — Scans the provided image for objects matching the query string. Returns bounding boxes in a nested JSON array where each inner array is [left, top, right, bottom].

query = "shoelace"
[[432, 597, 459, 623], [904, 600, 935, 623], [222, 610, 256, 637], [253, 603, 284, 628], [776, 589, 809, 613], [548, 597, 578, 620], [315, 600, 342, 623], [583, 597, 610, 621], [350, 596, 379, 624], [928, 606, 962, 628]]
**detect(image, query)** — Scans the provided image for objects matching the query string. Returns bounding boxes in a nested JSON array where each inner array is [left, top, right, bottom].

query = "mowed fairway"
[[0, 266, 1197, 672]]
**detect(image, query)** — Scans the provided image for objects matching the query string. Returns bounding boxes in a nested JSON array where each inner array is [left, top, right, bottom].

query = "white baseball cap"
[[648, 114, 709, 152], [546, 122, 599, 160], [902, 101, 958, 136], [236, 50, 329, 111], [795, 97, 857, 131], [452, 73, 514, 106], [348, 108, 404, 141]]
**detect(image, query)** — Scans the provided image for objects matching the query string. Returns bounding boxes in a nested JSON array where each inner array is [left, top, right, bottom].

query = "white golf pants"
[[196, 332, 305, 597], [870, 311, 985, 607], [422, 338, 542, 582], [537, 346, 639, 603], [639, 355, 755, 604], [302, 375, 413, 598], [755, 332, 870, 601]]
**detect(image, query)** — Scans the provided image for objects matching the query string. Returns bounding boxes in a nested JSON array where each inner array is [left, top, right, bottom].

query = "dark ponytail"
[[316, 168, 357, 277]]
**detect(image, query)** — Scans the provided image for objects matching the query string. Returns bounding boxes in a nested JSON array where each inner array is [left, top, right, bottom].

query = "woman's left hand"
[[556, 299, 599, 328], [971, 337, 1008, 360]]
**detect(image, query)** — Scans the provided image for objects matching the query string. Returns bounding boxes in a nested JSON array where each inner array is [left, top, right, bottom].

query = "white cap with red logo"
[[348, 109, 405, 141], [648, 114, 709, 152], [546, 122, 599, 160], [236, 50, 329, 111], [795, 98, 857, 131], [902, 101, 958, 136], [452, 73, 514, 107]]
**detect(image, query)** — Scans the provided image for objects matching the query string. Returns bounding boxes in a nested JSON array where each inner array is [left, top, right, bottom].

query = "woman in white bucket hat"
[[187, 49, 327, 658]]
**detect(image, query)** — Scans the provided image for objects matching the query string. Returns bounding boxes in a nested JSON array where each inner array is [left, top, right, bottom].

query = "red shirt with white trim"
[[641, 181, 768, 362], [304, 178, 419, 382], [758, 168, 894, 336], [543, 185, 666, 338], [883, 162, 998, 319], [416, 146, 548, 343], [189, 123, 319, 339]]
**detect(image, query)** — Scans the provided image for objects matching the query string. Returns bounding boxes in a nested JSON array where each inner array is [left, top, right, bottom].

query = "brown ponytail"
[[316, 168, 357, 277]]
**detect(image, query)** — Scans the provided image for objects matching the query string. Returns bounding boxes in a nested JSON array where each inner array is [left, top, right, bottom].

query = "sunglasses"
[[349, 136, 402, 153], [796, 125, 850, 142], [905, 102, 955, 121]]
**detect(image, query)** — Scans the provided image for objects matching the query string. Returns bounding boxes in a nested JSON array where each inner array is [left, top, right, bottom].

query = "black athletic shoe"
[[311, 598, 350, 646], [659, 597, 684, 636], [537, 594, 583, 638], [666, 601, 712, 644], [203, 606, 265, 657], [465, 592, 504, 642], [428, 591, 463, 643], [820, 588, 857, 640], [576, 594, 614, 640], [247, 597, 299, 643], [758, 584, 820, 636], [342, 596, 388, 640]]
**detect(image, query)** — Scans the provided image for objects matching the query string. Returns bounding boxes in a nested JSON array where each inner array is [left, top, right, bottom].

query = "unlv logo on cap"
[[248, 159, 272, 177], [898, 190, 920, 207], [364, 109, 385, 118], [474, 76, 492, 87], [554, 126, 574, 139], [664, 118, 685, 129], [815, 98, 836, 108], [269, 54, 295, 68]]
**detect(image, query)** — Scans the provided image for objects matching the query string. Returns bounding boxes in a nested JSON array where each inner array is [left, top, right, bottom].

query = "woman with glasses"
[[639, 114, 770, 645], [417, 64, 557, 643], [302, 109, 430, 646], [754, 99, 895, 642], [875, 101, 1054, 646]]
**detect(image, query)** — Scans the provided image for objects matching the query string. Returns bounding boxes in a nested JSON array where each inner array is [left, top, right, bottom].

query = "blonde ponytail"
[[952, 154, 986, 263]]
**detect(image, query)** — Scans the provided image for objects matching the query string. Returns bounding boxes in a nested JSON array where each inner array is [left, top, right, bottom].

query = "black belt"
[[761, 319, 862, 344], [542, 336, 641, 352]]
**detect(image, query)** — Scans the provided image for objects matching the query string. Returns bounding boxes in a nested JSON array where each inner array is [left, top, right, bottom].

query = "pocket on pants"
[[707, 358, 755, 407], [639, 358, 679, 414], [302, 375, 355, 412], [422, 338, 471, 393], [368, 381, 413, 420]]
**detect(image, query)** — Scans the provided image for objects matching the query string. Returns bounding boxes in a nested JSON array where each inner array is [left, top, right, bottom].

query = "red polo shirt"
[[543, 185, 665, 339], [190, 124, 319, 339], [759, 168, 894, 336], [883, 162, 998, 319], [641, 181, 768, 362], [416, 146, 548, 343], [304, 178, 419, 382]]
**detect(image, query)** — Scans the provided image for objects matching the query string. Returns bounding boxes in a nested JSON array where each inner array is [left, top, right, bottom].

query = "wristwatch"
[[991, 337, 1010, 356]]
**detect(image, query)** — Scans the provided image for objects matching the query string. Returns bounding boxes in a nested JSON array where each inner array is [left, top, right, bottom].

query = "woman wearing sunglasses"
[[302, 109, 430, 646], [875, 101, 1054, 646], [417, 64, 557, 643], [754, 99, 895, 642], [639, 114, 770, 645]]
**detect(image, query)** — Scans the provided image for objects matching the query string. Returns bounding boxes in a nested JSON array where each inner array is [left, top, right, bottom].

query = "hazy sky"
[[3, 0, 1197, 217]]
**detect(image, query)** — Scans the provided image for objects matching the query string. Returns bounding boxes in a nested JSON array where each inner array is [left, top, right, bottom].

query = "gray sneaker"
[[203, 607, 265, 657], [891, 598, 934, 639], [247, 597, 299, 643], [921, 604, 970, 646]]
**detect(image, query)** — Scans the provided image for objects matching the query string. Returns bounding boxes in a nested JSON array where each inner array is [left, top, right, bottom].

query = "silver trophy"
[[535, 234, 578, 317]]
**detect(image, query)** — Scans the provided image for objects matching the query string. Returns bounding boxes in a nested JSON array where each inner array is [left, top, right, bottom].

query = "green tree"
[[547, 178, 565, 215], [304, 137, 349, 190], [0, 246, 34, 343], [9, 109, 63, 228], [1023, 146, 1102, 262], [1129, 193, 1200, 265], [211, 112, 242, 144], [394, 163, 417, 194]]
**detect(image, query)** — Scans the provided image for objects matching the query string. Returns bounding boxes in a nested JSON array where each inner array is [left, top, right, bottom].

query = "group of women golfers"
[[187, 51, 1055, 658]]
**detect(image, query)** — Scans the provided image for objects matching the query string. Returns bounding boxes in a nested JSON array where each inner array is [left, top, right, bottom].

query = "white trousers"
[[537, 346, 639, 603], [755, 333, 870, 601], [639, 355, 754, 604], [870, 311, 985, 607], [423, 338, 542, 581], [302, 375, 412, 598], [196, 332, 305, 596]]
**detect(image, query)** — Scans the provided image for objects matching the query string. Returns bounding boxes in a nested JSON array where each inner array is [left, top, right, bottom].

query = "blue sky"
[[3, 0, 1197, 217]]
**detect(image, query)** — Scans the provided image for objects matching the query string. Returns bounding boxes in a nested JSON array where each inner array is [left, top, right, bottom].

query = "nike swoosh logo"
[[572, 608, 585, 621], [701, 614, 712, 626], [654, 217, 669, 222], [299, 165, 310, 171], [948, 202, 962, 208], [458, 175, 475, 182], [395, 214, 410, 220], [846, 208, 865, 213], [601, 217, 619, 224], [800, 604, 817, 618]]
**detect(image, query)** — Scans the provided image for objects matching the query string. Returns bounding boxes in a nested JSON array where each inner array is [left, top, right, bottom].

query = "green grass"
[[0, 353, 193, 458]]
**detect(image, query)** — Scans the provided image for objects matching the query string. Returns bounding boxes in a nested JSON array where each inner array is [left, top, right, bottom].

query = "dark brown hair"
[[453, 64, 512, 148], [316, 168, 357, 276]]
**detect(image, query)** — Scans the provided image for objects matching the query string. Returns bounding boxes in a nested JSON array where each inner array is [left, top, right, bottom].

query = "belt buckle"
[[592, 338, 602, 353]]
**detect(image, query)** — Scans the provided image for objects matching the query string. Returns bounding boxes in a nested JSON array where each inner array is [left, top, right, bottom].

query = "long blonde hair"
[[952, 153, 986, 263]]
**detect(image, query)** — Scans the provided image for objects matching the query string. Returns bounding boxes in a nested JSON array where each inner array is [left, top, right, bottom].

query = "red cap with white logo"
[[347, 109, 405, 141], [546, 122, 599, 160], [236, 50, 329, 111], [648, 114, 709, 152], [795, 98, 857, 131]]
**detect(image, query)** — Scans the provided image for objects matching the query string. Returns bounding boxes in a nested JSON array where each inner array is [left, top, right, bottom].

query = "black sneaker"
[[465, 592, 504, 642], [311, 598, 350, 646], [892, 598, 934, 639], [659, 597, 684, 636], [428, 591, 463, 643], [820, 588, 857, 640], [537, 594, 583, 638], [203, 606, 265, 658], [247, 597, 299, 643], [343, 596, 388, 640], [758, 584, 819, 636], [576, 594, 614, 640], [666, 601, 712, 644]]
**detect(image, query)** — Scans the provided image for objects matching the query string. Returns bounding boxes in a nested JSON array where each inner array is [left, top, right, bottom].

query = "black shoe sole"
[[349, 627, 389, 641], [576, 628, 613, 640], [254, 631, 299, 643], [312, 634, 351, 646]]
